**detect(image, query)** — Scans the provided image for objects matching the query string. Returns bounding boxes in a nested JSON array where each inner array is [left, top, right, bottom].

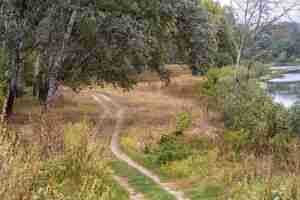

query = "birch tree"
[[230, 0, 300, 67], [0, 0, 52, 117]]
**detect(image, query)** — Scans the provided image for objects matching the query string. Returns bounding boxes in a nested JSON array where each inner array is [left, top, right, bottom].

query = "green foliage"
[[223, 130, 250, 158], [200, 66, 291, 138], [224, 81, 289, 137], [200, 0, 237, 67], [214, 52, 234, 67], [288, 102, 300, 134], [146, 134, 190, 166], [199, 67, 234, 111], [175, 112, 192, 135], [62, 0, 220, 89]]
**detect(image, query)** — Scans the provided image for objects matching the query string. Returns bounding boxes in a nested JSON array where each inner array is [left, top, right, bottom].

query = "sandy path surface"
[[92, 93, 189, 200]]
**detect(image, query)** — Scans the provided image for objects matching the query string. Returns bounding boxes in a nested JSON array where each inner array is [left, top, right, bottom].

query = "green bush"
[[288, 102, 300, 134], [200, 66, 290, 138], [146, 134, 191, 166], [223, 130, 250, 158], [215, 52, 234, 67], [175, 112, 191, 135], [198, 67, 234, 111], [218, 74, 289, 138]]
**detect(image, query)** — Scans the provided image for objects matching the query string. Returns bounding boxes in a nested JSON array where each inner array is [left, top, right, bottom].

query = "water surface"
[[267, 65, 300, 107]]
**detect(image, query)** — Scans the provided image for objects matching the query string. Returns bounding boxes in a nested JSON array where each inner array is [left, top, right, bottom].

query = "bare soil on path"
[[92, 92, 189, 200]]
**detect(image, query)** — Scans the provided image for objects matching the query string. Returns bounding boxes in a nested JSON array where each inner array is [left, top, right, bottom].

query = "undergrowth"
[[0, 114, 127, 200]]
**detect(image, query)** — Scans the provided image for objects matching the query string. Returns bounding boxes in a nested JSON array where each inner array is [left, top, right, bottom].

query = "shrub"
[[223, 130, 250, 158], [222, 79, 289, 137], [288, 102, 300, 134], [215, 52, 234, 67], [198, 67, 234, 112], [160, 148, 219, 178], [175, 112, 191, 135], [146, 134, 191, 166]]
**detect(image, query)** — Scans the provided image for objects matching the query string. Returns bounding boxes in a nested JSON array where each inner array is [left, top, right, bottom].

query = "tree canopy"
[[0, 0, 239, 116]]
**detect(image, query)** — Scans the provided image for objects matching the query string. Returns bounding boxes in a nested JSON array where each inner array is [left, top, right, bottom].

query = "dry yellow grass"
[[99, 73, 220, 152]]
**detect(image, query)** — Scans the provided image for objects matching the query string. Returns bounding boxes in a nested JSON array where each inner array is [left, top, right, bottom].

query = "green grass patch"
[[120, 133, 172, 181], [184, 184, 224, 200], [111, 160, 177, 200], [111, 180, 130, 200]]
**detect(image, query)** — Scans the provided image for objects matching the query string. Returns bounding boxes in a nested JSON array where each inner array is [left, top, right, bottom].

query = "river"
[[267, 65, 300, 107]]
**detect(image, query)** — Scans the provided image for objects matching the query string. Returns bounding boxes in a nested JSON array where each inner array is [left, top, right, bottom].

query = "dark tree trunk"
[[3, 37, 23, 118], [5, 85, 16, 117], [33, 80, 39, 97]]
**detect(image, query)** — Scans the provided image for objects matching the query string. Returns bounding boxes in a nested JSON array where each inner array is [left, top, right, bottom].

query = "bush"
[[219, 76, 289, 137], [198, 67, 234, 112], [199, 66, 290, 138], [215, 52, 234, 67], [288, 102, 300, 134], [175, 112, 191, 135], [223, 130, 250, 158], [160, 148, 219, 178], [145, 134, 191, 166]]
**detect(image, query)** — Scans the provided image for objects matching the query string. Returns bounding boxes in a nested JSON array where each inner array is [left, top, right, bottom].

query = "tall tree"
[[1, 0, 218, 116], [230, 0, 300, 67], [0, 0, 54, 117]]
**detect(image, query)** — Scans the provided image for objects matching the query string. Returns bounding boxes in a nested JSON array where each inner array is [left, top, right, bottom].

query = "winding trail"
[[92, 93, 189, 200]]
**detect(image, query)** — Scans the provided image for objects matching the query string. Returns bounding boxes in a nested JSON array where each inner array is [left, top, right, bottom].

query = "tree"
[[175, 0, 216, 73], [1, 0, 218, 116], [200, 0, 237, 67], [0, 0, 54, 117], [229, 0, 300, 67]]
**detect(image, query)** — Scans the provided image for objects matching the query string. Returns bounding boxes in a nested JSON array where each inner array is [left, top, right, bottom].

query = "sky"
[[216, 0, 300, 22]]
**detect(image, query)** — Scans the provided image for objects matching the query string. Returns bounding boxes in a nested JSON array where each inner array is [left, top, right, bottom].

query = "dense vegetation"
[[260, 22, 300, 64]]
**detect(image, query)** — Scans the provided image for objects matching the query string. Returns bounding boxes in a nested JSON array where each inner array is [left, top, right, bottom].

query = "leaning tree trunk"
[[45, 9, 77, 107]]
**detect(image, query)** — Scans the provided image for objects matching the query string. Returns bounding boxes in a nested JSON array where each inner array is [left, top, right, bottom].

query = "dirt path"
[[92, 95, 146, 200], [92, 93, 189, 200]]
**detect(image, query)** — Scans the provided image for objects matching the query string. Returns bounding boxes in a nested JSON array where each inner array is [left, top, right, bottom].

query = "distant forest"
[[262, 22, 300, 64]]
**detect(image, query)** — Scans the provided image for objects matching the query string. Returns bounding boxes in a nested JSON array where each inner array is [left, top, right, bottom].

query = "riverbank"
[[265, 65, 300, 107]]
